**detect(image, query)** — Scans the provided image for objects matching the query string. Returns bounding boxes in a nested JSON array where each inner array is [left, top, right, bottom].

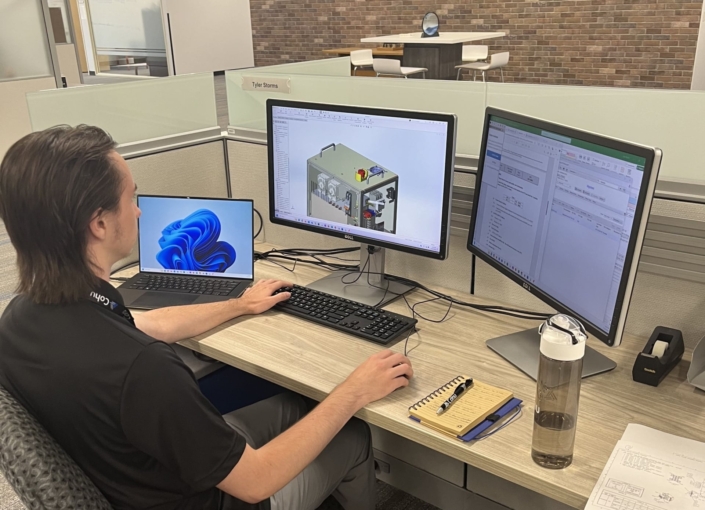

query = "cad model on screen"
[[307, 143, 398, 234]]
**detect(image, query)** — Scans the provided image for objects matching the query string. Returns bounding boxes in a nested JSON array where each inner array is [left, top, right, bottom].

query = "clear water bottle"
[[531, 314, 586, 469]]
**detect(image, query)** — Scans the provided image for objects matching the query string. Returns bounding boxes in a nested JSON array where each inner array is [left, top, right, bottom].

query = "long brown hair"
[[0, 125, 121, 304]]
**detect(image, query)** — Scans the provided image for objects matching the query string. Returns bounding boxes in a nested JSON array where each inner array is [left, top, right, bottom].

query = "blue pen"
[[436, 378, 474, 415]]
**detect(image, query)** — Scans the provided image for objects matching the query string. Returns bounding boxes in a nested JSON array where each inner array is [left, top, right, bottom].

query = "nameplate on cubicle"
[[242, 76, 291, 94]]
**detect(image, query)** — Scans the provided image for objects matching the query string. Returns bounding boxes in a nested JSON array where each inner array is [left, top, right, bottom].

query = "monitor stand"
[[306, 244, 414, 308], [486, 328, 617, 380]]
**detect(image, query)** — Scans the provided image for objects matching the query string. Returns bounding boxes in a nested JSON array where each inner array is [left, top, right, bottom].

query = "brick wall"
[[250, 0, 702, 89]]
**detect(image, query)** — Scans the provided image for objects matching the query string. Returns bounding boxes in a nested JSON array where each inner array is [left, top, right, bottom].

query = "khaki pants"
[[222, 393, 375, 510]]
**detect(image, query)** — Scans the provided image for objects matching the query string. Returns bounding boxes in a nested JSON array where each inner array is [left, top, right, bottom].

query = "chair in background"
[[457, 45, 489, 80], [455, 52, 510, 82], [373, 58, 427, 79], [0, 385, 113, 509], [350, 49, 374, 76], [462, 45, 488, 63]]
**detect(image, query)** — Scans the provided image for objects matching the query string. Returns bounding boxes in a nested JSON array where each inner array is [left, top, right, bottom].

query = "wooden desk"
[[322, 47, 404, 58], [361, 32, 505, 80], [124, 244, 705, 509]]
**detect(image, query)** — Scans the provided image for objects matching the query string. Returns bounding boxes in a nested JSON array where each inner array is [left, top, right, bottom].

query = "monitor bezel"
[[266, 99, 457, 260], [136, 194, 255, 279], [466, 107, 660, 347]]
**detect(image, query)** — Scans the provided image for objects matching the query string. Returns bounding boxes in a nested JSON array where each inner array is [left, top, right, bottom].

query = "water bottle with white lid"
[[531, 313, 587, 469]]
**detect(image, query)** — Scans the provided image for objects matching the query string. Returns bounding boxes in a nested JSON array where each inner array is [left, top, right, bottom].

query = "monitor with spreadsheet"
[[468, 108, 661, 349]]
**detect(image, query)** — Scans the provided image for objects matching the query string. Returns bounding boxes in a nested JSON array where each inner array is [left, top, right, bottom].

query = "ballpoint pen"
[[436, 378, 474, 415]]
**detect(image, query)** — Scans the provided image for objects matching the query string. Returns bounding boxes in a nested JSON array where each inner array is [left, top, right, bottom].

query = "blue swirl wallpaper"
[[156, 209, 236, 272], [138, 197, 253, 278]]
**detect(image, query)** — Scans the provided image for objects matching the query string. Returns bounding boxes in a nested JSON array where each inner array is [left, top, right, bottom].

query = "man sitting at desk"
[[0, 125, 414, 510]]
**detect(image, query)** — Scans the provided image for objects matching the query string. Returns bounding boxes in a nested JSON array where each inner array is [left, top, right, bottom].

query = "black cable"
[[110, 261, 138, 278], [255, 246, 551, 320], [255, 247, 361, 272], [341, 251, 371, 285], [388, 273, 551, 320], [253, 208, 263, 239], [403, 326, 419, 357]]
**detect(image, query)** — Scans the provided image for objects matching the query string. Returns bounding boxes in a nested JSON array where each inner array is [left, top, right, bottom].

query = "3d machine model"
[[307, 143, 398, 234]]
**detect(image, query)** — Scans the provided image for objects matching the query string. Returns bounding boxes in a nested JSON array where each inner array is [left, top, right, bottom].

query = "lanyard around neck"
[[88, 290, 135, 326]]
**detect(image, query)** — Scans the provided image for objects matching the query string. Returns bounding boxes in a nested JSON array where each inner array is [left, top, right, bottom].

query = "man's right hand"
[[337, 350, 413, 410], [218, 350, 413, 504]]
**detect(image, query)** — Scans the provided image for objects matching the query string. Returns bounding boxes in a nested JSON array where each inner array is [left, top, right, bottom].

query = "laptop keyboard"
[[124, 275, 239, 296]]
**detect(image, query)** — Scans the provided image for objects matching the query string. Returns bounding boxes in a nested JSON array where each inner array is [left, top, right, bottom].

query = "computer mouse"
[[393, 362, 410, 380]]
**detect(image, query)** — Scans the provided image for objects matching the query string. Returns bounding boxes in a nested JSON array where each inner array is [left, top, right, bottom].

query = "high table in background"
[[361, 32, 506, 80]]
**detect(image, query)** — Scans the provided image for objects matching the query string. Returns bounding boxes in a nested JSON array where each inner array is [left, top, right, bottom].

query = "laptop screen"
[[137, 196, 254, 279]]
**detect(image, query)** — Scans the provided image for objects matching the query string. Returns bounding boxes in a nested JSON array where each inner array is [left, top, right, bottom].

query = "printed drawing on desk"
[[587, 439, 705, 510]]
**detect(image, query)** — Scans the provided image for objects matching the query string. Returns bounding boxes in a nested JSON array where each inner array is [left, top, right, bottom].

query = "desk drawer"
[[370, 425, 465, 487], [374, 449, 508, 510], [465, 464, 573, 510]]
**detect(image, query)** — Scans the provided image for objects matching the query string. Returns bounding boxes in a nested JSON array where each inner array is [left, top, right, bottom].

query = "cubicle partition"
[[24, 72, 231, 273], [27, 72, 222, 146]]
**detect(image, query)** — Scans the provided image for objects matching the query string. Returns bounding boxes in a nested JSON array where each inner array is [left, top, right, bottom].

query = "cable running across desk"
[[255, 247, 361, 272], [256, 246, 552, 322]]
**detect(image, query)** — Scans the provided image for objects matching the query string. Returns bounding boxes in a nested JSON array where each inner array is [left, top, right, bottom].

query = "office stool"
[[350, 49, 374, 76], [455, 52, 510, 82], [457, 45, 489, 80], [373, 58, 427, 79]]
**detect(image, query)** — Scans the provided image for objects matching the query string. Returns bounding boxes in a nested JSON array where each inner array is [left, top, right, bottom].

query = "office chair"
[[0, 385, 112, 509], [350, 49, 374, 76], [373, 58, 427, 79], [455, 51, 510, 82]]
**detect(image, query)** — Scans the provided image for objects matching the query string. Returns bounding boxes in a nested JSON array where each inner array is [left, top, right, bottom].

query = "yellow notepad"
[[409, 376, 513, 437]]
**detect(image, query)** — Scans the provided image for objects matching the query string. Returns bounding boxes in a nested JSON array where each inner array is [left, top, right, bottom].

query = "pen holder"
[[632, 326, 684, 387]]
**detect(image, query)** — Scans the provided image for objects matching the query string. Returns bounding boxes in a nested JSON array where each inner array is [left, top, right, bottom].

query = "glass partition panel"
[[27, 73, 218, 143], [487, 83, 705, 182], [0, 0, 54, 82], [227, 72, 486, 156], [247, 57, 350, 77]]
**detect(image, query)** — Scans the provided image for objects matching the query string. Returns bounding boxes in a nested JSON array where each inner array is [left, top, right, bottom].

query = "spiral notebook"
[[409, 376, 514, 438]]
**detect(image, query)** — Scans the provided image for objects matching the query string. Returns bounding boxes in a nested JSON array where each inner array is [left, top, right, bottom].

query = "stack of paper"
[[586, 424, 705, 510]]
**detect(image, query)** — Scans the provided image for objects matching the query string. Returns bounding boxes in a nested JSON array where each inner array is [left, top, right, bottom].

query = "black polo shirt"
[[0, 279, 267, 510]]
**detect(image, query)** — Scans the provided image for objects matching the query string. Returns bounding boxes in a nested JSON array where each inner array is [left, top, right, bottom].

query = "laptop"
[[119, 195, 254, 309]]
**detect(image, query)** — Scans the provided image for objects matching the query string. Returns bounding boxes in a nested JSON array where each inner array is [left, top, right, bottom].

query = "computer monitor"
[[267, 99, 457, 306], [467, 108, 661, 379]]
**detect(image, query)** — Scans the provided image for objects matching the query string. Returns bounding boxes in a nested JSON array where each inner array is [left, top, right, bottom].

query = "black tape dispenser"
[[632, 326, 684, 387]]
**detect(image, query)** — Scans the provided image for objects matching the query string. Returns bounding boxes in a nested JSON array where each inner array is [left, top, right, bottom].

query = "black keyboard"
[[124, 274, 239, 296], [273, 285, 417, 345]]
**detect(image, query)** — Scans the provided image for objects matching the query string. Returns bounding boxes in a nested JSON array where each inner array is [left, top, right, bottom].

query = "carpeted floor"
[[1, 472, 438, 510], [317, 480, 440, 509]]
